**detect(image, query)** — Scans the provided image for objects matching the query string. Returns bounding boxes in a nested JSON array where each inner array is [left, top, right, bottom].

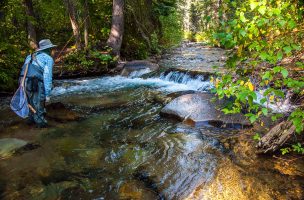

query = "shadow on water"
[[0, 67, 303, 199], [0, 84, 224, 199], [0, 172, 6, 199]]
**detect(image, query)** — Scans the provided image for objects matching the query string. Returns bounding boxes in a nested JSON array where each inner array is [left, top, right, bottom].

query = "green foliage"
[[280, 143, 304, 155], [121, 0, 180, 59], [0, 0, 29, 92], [184, 0, 231, 42], [63, 50, 113, 72], [280, 147, 290, 155], [159, 9, 183, 48], [0, 0, 181, 92], [153, 0, 176, 16], [289, 109, 304, 133], [150, 32, 161, 54], [292, 143, 304, 154], [207, 0, 304, 153], [0, 42, 25, 91], [122, 36, 149, 59], [253, 133, 261, 141]]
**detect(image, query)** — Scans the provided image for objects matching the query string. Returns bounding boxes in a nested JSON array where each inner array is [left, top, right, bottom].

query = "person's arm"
[[43, 55, 54, 100]]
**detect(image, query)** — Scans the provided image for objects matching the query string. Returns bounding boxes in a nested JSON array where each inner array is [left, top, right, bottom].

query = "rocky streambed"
[[0, 43, 303, 200]]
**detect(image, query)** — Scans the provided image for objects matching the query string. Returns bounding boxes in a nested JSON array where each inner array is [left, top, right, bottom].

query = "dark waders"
[[24, 77, 48, 127]]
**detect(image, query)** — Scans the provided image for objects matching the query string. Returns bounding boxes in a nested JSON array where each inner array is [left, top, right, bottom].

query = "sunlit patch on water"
[[0, 85, 223, 199], [1, 46, 304, 199], [51, 71, 294, 114]]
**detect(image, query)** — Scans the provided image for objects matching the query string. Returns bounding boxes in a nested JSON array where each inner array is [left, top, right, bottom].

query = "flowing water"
[[0, 45, 304, 200]]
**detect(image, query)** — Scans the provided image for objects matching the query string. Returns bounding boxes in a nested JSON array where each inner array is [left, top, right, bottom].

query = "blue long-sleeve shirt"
[[21, 52, 54, 97]]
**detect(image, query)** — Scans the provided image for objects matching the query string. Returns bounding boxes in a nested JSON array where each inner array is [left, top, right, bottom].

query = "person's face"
[[50, 49, 55, 57]]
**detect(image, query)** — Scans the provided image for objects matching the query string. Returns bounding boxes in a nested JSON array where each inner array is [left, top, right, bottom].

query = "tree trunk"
[[257, 121, 296, 154], [23, 0, 38, 49], [183, 0, 191, 33], [131, 10, 151, 50], [83, 0, 89, 49], [107, 0, 124, 58], [64, 0, 82, 50], [217, 0, 222, 26]]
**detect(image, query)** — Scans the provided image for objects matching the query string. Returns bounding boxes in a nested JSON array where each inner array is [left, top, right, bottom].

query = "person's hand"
[[45, 96, 51, 103]]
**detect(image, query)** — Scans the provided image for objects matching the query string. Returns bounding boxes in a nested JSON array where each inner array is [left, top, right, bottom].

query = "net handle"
[[21, 56, 37, 114], [21, 62, 37, 114]]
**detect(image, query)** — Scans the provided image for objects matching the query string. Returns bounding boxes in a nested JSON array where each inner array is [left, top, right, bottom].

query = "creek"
[[0, 44, 303, 200]]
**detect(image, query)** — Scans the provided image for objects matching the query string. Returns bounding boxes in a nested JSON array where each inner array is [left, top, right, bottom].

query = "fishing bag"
[[10, 62, 30, 118]]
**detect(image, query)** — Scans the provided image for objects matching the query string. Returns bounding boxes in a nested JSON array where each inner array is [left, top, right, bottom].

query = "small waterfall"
[[160, 71, 205, 83], [52, 70, 213, 96], [159, 71, 211, 91], [255, 90, 295, 113], [128, 68, 152, 78]]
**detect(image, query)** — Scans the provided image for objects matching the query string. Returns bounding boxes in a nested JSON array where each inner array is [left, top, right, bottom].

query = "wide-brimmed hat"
[[36, 39, 57, 51]]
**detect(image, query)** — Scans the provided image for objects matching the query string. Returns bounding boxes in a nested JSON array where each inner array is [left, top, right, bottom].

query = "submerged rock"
[[0, 138, 29, 158], [133, 131, 220, 199], [119, 180, 157, 200], [167, 90, 196, 99], [47, 102, 81, 122], [161, 93, 250, 128], [33, 181, 79, 200], [58, 91, 135, 113], [121, 60, 159, 77], [146, 91, 172, 105]]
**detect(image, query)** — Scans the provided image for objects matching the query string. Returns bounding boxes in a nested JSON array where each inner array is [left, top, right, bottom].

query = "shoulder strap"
[[31, 53, 44, 74], [21, 54, 32, 87]]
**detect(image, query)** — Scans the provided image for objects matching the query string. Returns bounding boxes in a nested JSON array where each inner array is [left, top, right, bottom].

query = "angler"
[[19, 39, 56, 128]]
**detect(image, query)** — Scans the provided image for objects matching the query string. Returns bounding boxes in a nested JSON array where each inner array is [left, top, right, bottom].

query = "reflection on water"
[[0, 86, 223, 199], [0, 72, 303, 199]]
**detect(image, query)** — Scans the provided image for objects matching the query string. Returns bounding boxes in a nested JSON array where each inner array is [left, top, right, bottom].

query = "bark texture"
[[23, 0, 38, 49], [257, 121, 296, 154], [83, 0, 89, 49], [64, 0, 82, 50], [107, 0, 124, 57], [131, 10, 151, 50]]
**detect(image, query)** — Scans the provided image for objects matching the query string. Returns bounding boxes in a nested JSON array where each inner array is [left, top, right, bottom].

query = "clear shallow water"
[[0, 73, 222, 199], [1, 68, 303, 199]]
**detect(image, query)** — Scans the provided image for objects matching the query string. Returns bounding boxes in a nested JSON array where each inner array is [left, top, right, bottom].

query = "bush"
[[62, 50, 113, 73]]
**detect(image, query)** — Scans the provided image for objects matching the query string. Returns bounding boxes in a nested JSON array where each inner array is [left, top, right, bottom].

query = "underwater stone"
[[46, 102, 81, 122], [0, 138, 29, 158], [119, 180, 158, 200]]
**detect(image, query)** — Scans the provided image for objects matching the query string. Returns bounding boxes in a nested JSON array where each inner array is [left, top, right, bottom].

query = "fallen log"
[[257, 121, 296, 154]]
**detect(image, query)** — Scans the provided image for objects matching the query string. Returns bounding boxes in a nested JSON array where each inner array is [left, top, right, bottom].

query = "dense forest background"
[[0, 0, 183, 92], [1, 0, 304, 152]]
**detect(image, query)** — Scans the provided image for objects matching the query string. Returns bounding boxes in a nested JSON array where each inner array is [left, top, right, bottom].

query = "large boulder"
[[161, 93, 250, 128], [0, 138, 29, 158], [121, 60, 159, 77]]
